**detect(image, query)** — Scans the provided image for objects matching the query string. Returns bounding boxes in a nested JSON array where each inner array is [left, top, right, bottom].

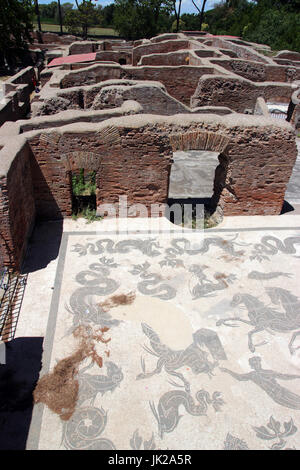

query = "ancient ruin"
[[0, 31, 299, 270], [1, 24, 300, 452]]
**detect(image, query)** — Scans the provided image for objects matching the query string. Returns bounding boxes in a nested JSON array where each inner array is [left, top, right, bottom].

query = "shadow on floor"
[[0, 337, 43, 450], [281, 200, 295, 215], [22, 219, 63, 274], [166, 197, 211, 225]]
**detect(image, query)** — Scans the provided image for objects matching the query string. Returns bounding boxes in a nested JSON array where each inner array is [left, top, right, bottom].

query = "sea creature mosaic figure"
[[217, 288, 300, 354], [137, 323, 227, 392], [221, 356, 300, 410], [63, 406, 115, 450], [78, 361, 124, 406], [150, 388, 224, 438]]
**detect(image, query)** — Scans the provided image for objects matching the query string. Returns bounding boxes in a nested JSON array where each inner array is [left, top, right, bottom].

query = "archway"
[[70, 168, 96, 217], [166, 131, 230, 227]]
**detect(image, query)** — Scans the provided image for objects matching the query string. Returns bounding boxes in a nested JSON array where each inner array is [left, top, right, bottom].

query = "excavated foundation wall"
[[191, 75, 294, 112], [59, 64, 215, 107], [209, 58, 300, 83], [0, 141, 35, 268], [0, 114, 297, 269]]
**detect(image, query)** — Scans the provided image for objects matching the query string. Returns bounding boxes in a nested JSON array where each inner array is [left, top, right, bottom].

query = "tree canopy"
[[205, 0, 300, 52], [0, 0, 34, 70], [113, 0, 172, 40], [64, 0, 102, 38]]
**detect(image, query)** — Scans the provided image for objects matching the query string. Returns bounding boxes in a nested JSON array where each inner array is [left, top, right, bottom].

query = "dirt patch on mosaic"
[[99, 291, 136, 312], [33, 325, 110, 421]]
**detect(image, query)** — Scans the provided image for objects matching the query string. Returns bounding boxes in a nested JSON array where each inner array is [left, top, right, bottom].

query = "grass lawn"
[[34, 23, 118, 37]]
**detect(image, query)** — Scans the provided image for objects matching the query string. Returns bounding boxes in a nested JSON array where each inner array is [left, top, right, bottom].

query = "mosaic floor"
[[20, 215, 300, 451]]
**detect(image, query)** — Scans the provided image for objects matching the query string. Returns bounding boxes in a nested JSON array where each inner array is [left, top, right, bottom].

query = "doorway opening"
[[71, 168, 96, 218], [167, 150, 220, 228]]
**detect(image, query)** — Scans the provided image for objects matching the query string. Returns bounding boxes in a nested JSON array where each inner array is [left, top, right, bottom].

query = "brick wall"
[[60, 64, 121, 88], [133, 40, 191, 66], [0, 115, 296, 269], [0, 142, 35, 268], [191, 75, 294, 112], [139, 51, 190, 66], [210, 58, 300, 83], [123, 66, 214, 106]]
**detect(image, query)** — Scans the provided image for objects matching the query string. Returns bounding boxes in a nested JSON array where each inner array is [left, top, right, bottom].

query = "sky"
[[37, 0, 218, 15]]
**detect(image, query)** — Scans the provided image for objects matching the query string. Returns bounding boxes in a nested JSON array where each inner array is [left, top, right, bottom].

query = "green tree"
[[57, 0, 63, 34], [181, 13, 199, 30], [38, 2, 57, 20], [191, 0, 208, 31], [113, 0, 171, 40], [0, 0, 34, 70], [34, 0, 41, 31], [102, 4, 115, 27], [65, 0, 102, 39], [243, 8, 300, 51]]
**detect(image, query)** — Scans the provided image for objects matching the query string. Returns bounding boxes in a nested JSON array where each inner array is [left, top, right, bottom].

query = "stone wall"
[[275, 50, 300, 62], [31, 31, 79, 45], [191, 75, 294, 112], [0, 113, 296, 269], [31, 79, 188, 117], [123, 66, 215, 106], [56, 63, 215, 107], [139, 51, 190, 66], [207, 37, 273, 65], [60, 64, 121, 88], [132, 40, 198, 66], [0, 141, 35, 268], [0, 67, 36, 127], [68, 41, 102, 55], [95, 51, 132, 64], [210, 58, 300, 83], [91, 84, 188, 115]]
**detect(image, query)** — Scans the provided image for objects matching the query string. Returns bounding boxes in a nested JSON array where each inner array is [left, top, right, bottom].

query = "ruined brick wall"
[[0, 67, 36, 127], [24, 116, 298, 220], [275, 51, 300, 62], [210, 59, 300, 83], [191, 75, 293, 112], [133, 40, 191, 66], [208, 37, 272, 64], [95, 51, 132, 64], [91, 84, 188, 115], [68, 41, 100, 55], [28, 133, 73, 220], [0, 115, 297, 268], [139, 51, 190, 66], [0, 142, 35, 268], [56, 63, 215, 106], [31, 31, 79, 45], [60, 64, 121, 88], [123, 66, 214, 106]]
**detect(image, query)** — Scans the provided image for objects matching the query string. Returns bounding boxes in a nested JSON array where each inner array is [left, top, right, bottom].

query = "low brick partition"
[[95, 50, 132, 65], [68, 41, 101, 55], [132, 39, 201, 66], [0, 113, 297, 269], [139, 50, 191, 66], [0, 139, 35, 268], [60, 63, 121, 88], [206, 37, 274, 65], [209, 58, 300, 83], [57, 63, 216, 107], [275, 50, 300, 62], [287, 87, 300, 129], [31, 31, 79, 45], [123, 66, 216, 106], [191, 74, 294, 112], [0, 67, 36, 127]]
